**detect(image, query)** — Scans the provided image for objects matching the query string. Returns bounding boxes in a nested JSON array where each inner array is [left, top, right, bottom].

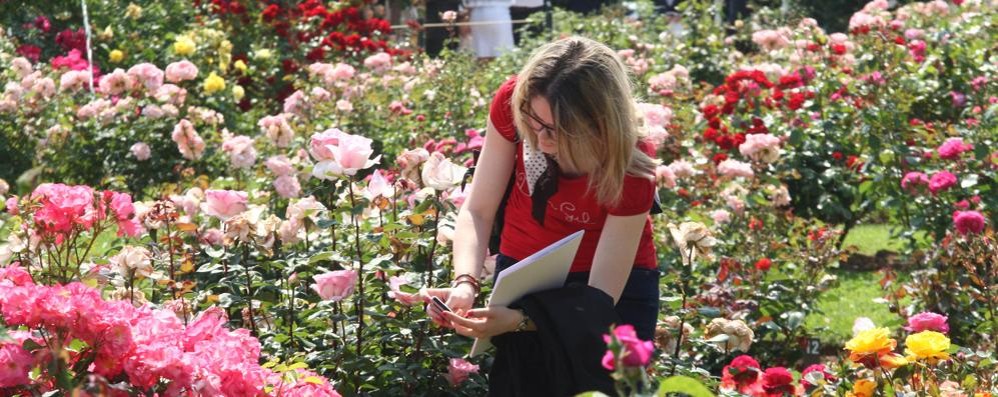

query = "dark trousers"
[[494, 254, 660, 341]]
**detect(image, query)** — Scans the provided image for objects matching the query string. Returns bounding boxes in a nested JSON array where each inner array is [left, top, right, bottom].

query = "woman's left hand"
[[443, 306, 523, 339]]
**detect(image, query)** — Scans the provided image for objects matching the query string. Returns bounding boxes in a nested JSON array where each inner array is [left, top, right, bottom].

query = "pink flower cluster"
[[717, 159, 755, 179], [171, 119, 206, 161], [901, 171, 930, 193], [601, 324, 654, 371], [937, 137, 974, 160], [0, 269, 340, 396], [21, 183, 143, 242]]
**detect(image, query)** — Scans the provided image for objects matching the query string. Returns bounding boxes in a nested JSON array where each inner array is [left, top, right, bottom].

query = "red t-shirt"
[[489, 77, 658, 273]]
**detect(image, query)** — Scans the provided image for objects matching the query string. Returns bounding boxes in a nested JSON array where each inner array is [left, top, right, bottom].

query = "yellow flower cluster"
[[174, 36, 196, 56]]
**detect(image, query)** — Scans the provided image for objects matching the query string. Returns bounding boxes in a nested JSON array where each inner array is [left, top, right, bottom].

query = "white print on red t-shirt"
[[550, 201, 595, 226]]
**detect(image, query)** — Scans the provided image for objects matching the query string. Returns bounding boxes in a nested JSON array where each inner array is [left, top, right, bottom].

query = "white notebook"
[[469, 230, 585, 357]]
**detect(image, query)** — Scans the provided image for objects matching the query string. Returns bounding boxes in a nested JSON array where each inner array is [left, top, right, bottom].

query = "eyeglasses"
[[520, 102, 556, 139]]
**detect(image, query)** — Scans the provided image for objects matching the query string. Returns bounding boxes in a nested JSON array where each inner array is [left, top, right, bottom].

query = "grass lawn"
[[805, 224, 909, 346], [804, 269, 904, 346]]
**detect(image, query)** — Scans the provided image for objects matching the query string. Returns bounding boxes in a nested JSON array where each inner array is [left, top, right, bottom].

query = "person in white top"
[[464, 0, 515, 59]]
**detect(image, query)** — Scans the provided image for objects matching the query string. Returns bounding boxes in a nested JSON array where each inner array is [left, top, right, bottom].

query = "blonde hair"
[[511, 36, 657, 207]]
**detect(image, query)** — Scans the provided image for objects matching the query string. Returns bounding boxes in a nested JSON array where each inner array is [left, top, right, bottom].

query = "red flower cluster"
[[720, 355, 805, 396]]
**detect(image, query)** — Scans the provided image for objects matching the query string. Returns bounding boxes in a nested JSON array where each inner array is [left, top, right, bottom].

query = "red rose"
[[754, 258, 772, 271]]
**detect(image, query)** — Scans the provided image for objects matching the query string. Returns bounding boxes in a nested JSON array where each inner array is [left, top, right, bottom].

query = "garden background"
[[0, 0, 995, 395]]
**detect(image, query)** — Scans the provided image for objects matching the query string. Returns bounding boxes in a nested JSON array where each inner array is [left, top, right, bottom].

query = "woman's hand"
[[420, 283, 476, 327], [443, 306, 523, 339]]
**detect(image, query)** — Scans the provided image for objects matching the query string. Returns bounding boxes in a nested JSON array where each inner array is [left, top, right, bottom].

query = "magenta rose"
[[901, 172, 929, 193], [928, 171, 958, 194], [199, 190, 248, 221], [310, 269, 358, 302], [937, 137, 974, 160], [602, 324, 654, 370], [952, 210, 985, 235], [905, 312, 949, 333]]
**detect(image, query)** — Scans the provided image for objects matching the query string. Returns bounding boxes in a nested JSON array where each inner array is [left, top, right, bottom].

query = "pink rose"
[[0, 263, 33, 286], [738, 133, 781, 163], [928, 171, 958, 194], [362, 170, 393, 201], [655, 165, 676, 188], [387, 276, 421, 306], [221, 135, 257, 170], [905, 312, 949, 333], [397, 148, 430, 182], [97, 68, 135, 96], [601, 324, 654, 370], [258, 114, 294, 148], [164, 60, 199, 83], [937, 137, 973, 160], [154, 84, 187, 105], [901, 172, 930, 193], [265, 156, 296, 177], [711, 209, 731, 224], [126, 63, 164, 92], [310, 269, 358, 302], [421, 152, 467, 191], [0, 342, 33, 388], [200, 190, 248, 221], [331, 63, 355, 80], [171, 119, 205, 161], [200, 228, 224, 246], [952, 210, 985, 236], [308, 128, 346, 161], [130, 142, 151, 161], [717, 159, 755, 179], [312, 132, 380, 179], [273, 175, 301, 199], [363, 52, 392, 73], [446, 358, 479, 387], [5, 196, 19, 215]]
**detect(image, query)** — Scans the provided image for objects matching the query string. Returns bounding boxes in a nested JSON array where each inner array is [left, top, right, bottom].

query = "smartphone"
[[430, 296, 452, 313]]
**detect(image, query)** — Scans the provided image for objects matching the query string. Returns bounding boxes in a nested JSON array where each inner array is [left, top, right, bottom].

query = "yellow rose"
[[904, 331, 950, 363], [845, 327, 896, 360], [848, 379, 876, 397], [99, 26, 114, 40], [234, 60, 247, 73], [232, 85, 245, 101], [109, 50, 124, 63], [174, 36, 196, 56], [203, 72, 225, 95], [254, 49, 273, 60]]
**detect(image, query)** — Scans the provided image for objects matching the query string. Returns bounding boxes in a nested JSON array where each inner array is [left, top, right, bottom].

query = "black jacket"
[[488, 284, 619, 397]]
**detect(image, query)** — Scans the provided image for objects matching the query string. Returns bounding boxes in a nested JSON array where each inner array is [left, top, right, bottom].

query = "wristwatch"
[[514, 309, 531, 332]]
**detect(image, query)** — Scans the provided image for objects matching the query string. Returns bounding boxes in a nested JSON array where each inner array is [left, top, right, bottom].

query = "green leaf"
[[656, 375, 714, 397]]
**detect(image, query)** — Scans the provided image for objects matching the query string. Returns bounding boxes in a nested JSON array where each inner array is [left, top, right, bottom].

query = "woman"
[[424, 36, 660, 350]]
